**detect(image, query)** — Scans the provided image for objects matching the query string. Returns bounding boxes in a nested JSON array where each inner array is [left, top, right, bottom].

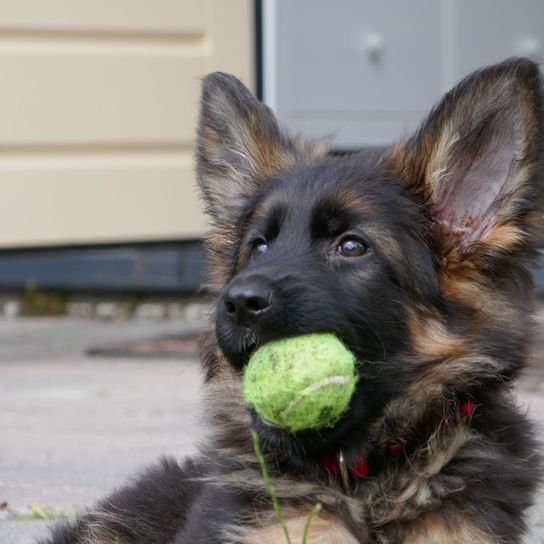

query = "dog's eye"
[[252, 239, 268, 255], [337, 237, 367, 257]]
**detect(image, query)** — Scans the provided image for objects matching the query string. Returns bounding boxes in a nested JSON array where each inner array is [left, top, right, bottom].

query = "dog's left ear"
[[196, 73, 325, 225], [391, 58, 544, 264]]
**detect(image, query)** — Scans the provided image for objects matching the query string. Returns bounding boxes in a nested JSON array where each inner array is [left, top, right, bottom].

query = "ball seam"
[[279, 374, 353, 422]]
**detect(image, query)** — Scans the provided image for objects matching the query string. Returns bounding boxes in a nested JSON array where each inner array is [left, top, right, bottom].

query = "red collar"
[[320, 400, 476, 480]]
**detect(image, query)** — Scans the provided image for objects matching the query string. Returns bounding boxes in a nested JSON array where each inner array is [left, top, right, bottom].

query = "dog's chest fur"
[[221, 426, 480, 543], [232, 426, 498, 543], [206, 375, 496, 543]]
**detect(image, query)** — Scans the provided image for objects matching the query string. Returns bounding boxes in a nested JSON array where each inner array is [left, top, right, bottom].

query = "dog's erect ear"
[[391, 58, 544, 263], [196, 72, 325, 224]]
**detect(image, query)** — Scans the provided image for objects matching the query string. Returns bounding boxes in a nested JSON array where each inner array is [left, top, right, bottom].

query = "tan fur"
[[407, 311, 466, 359], [240, 511, 358, 544], [335, 190, 378, 215], [423, 120, 459, 206], [403, 512, 497, 544], [479, 221, 525, 252]]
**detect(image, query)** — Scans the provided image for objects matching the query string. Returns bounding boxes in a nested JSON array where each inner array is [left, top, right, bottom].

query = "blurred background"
[[0, 1, 543, 542]]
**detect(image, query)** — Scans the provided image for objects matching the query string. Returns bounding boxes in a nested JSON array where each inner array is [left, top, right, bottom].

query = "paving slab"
[[1, 521, 51, 544], [0, 316, 206, 363], [1, 357, 203, 513]]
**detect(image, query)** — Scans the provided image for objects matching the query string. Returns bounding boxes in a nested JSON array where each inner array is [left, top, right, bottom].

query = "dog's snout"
[[224, 276, 273, 326]]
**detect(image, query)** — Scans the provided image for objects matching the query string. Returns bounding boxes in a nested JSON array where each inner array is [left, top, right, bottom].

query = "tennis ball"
[[242, 333, 358, 432]]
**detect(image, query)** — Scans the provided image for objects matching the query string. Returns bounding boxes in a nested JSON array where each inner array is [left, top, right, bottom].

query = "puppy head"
[[195, 60, 544, 454]]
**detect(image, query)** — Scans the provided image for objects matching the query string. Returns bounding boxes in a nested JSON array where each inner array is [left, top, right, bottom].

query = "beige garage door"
[[0, 0, 254, 248]]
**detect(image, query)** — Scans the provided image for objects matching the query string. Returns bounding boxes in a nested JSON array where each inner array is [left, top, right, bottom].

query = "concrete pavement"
[[0, 317, 205, 543]]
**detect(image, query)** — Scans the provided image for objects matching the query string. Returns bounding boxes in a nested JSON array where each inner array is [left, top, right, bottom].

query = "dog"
[[44, 57, 543, 543]]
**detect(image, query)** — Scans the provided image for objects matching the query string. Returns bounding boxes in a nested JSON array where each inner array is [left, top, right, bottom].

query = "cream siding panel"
[[0, 54, 205, 144], [0, 1, 207, 32], [0, 0, 254, 247], [1, 165, 203, 247]]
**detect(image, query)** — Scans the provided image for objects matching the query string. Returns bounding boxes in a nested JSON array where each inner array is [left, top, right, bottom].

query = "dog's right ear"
[[390, 58, 544, 267], [196, 73, 324, 225]]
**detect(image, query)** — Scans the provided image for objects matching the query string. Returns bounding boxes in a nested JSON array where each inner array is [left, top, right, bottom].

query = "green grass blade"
[[251, 430, 293, 544], [302, 502, 322, 544]]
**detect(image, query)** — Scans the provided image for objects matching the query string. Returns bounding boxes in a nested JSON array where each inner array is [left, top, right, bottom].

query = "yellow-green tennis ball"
[[242, 333, 358, 432]]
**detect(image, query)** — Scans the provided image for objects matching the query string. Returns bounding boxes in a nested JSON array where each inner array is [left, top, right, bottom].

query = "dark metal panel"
[[0, 242, 207, 293]]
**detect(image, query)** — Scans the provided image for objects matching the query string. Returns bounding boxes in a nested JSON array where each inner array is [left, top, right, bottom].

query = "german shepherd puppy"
[[45, 58, 543, 543]]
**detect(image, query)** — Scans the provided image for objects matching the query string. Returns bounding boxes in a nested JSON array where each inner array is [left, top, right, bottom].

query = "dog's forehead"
[[256, 154, 407, 222]]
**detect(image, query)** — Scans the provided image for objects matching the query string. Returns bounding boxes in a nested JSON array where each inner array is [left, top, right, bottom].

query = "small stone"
[[135, 303, 166, 320], [3, 300, 20, 318], [95, 302, 118, 319], [166, 303, 184, 319], [67, 302, 94, 318], [183, 302, 212, 324]]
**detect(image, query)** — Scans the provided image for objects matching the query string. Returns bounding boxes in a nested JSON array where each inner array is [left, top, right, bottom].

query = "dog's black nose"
[[224, 276, 273, 326]]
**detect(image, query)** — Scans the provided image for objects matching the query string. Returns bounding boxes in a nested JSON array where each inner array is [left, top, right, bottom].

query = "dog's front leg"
[[41, 457, 204, 544]]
